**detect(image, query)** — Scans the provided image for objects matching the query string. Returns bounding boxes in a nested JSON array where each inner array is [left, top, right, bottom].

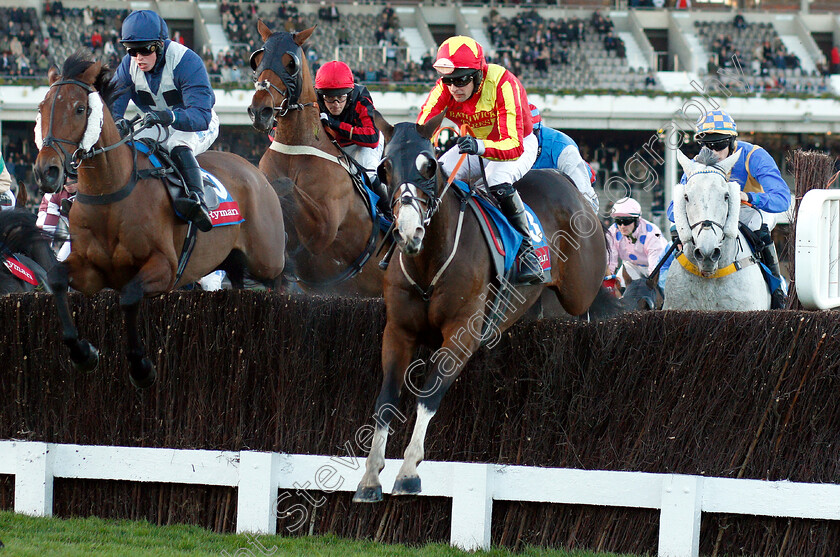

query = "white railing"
[[795, 188, 840, 309], [2, 441, 840, 556]]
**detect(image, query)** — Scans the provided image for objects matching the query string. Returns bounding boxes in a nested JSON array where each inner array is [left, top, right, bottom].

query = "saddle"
[[132, 141, 223, 217]]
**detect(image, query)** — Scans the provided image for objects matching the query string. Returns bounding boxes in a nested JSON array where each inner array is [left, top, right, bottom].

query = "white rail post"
[[14, 441, 54, 516], [237, 451, 280, 534], [450, 462, 493, 551], [658, 474, 703, 557]]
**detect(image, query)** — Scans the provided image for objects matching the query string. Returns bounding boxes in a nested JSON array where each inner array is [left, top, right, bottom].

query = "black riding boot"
[[761, 241, 786, 309], [491, 182, 542, 285], [370, 175, 392, 220], [170, 146, 213, 232]]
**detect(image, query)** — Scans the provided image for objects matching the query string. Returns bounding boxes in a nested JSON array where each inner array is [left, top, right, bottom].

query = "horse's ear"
[[373, 110, 393, 144], [294, 26, 316, 46], [416, 111, 446, 141], [257, 19, 273, 41], [676, 148, 695, 175], [80, 60, 102, 85], [717, 148, 741, 175], [48, 65, 60, 85]]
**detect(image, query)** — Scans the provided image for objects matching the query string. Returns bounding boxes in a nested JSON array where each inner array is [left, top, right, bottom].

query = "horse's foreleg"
[[120, 277, 156, 388], [45, 261, 99, 372], [392, 326, 480, 496], [353, 324, 417, 503]]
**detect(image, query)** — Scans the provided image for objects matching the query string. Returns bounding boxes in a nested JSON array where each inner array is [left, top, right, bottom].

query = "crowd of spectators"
[[0, 7, 48, 78]]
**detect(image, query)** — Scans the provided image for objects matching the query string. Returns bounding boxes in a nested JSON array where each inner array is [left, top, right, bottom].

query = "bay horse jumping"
[[33, 50, 286, 387], [248, 22, 386, 297], [353, 116, 608, 502]]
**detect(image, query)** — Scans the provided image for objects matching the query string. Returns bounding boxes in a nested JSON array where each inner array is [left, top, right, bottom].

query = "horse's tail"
[[14, 183, 28, 209]]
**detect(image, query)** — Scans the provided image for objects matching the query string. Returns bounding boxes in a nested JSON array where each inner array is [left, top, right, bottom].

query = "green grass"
[[0, 511, 639, 557]]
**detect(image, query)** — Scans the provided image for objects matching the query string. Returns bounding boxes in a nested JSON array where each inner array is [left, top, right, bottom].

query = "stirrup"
[[517, 250, 543, 285]]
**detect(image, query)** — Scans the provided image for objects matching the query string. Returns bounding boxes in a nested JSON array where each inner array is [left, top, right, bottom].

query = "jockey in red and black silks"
[[315, 60, 388, 216], [417, 35, 542, 284]]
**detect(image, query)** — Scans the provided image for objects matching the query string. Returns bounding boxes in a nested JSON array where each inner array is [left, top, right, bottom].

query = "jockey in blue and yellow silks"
[[529, 104, 599, 213], [417, 36, 542, 285], [110, 10, 217, 232], [666, 109, 791, 308]]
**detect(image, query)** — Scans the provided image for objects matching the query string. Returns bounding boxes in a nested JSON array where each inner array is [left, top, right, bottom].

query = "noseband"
[[395, 175, 440, 227], [41, 79, 96, 177], [250, 33, 314, 118]]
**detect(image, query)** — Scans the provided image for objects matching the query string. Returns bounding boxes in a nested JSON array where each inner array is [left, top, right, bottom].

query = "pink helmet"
[[611, 197, 642, 218]]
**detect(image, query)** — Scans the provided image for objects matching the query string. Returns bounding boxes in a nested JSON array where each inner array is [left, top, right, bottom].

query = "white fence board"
[[2, 440, 840, 557]]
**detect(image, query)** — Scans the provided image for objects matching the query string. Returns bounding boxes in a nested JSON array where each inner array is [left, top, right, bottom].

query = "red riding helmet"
[[433, 36, 487, 79], [315, 61, 354, 96]]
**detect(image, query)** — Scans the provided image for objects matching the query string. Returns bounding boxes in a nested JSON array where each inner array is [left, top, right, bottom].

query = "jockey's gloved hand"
[[456, 136, 485, 156], [115, 118, 131, 139], [320, 112, 334, 126], [142, 110, 174, 128]]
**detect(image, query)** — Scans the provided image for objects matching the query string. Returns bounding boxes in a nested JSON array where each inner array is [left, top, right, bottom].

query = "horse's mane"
[[694, 146, 720, 167], [61, 49, 121, 110]]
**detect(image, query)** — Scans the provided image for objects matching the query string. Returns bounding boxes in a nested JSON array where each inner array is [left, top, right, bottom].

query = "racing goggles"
[[614, 217, 638, 226], [126, 44, 159, 57], [699, 137, 732, 151], [441, 73, 475, 87]]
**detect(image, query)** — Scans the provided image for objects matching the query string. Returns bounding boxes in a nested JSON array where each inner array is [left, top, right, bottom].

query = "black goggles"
[[614, 217, 638, 226], [699, 137, 732, 151], [441, 73, 474, 87], [126, 44, 159, 57]]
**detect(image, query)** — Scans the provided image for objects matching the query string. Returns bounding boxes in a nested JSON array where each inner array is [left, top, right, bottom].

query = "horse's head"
[[375, 112, 446, 255], [248, 20, 316, 132], [675, 147, 741, 275], [34, 50, 115, 193]]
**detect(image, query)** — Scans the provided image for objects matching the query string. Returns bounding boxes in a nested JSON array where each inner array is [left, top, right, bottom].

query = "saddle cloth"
[[132, 141, 244, 228], [454, 181, 551, 284]]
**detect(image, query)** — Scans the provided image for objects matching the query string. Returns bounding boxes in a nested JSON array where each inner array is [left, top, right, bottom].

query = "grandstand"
[[0, 0, 838, 224]]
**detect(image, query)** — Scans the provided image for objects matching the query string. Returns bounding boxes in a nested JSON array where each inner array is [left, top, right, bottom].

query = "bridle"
[[40, 78, 134, 177], [685, 166, 729, 236], [250, 33, 315, 119]]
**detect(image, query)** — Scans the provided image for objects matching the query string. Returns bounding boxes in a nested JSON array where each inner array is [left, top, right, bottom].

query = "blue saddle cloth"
[[453, 181, 551, 278], [360, 174, 392, 232]]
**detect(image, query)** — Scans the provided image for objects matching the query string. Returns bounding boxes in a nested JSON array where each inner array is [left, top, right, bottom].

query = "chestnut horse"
[[33, 51, 285, 388], [353, 116, 608, 502], [248, 22, 385, 297]]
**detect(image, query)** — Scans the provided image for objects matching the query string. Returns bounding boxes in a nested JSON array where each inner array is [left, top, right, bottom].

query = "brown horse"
[[353, 116, 608, 502], [248, 22, 385, 297], [33, 50, 285, 388]]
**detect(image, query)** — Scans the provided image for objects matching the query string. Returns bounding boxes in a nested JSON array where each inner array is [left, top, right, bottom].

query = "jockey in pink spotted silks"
[[607, 197, 669, 288]]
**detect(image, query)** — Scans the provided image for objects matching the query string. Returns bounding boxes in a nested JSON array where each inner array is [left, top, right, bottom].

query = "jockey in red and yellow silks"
[[417, 36, 542, 284]]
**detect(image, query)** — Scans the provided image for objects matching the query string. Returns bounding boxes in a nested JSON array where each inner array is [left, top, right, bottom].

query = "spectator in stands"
[[417, 36, 541, 284], [604, 31, 617, 53], [733, 13, 746, 32], [314, 60, 389, 218], [667, 109, 790, 308], [607, 197, 669, 289], [831, 45, 839, 74], [111, 9, 215, 232], [318, 3, 340, 23], [644, 71, 656, 88], [529, 105, 598, 213]]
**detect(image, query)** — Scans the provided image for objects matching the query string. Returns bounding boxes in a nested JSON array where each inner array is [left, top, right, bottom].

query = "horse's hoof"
[[391, 475, 421, 496], [129, 358, 157, 389], [72, 340, 99, 373], [352, 485, 382, 503]]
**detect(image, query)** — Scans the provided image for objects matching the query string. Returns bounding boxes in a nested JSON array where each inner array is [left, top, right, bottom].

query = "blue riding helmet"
[[120, 10, 169, 48]]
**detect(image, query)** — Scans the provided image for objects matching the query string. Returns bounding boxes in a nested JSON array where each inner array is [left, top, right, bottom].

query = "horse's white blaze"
[[395, 183, 425, 252], [398, 403, 436, 478]]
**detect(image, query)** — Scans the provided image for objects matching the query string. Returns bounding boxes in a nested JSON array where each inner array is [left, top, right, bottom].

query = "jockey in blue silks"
[[110, 10, 217, 232], [529, 104, 599, 213], [665, 109, 791, 308]]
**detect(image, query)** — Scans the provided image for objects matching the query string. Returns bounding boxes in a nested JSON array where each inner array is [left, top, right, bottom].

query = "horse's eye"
[[76, 105, 86, 115]]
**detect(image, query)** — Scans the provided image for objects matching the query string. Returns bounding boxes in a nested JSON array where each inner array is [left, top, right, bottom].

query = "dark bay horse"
[[32, 51, 285, 388], [353, 116, 608, 502], [248, 22, 385, 297]]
